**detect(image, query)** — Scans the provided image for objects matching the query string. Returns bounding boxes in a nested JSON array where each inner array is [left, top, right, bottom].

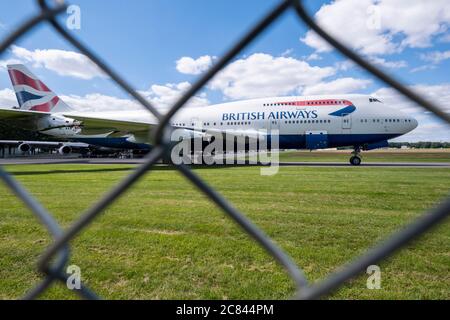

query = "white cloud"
[[420, 50, 450, 64], [281, 49, 294, 57], [369, 57, 407, 69], [373, 84, 450, 115], [0, 58, 23, 70], [8, 45, 105, 80], [410, 64, 437, 73], [373, 84, 450, 141], [139, 81, 209, 109], [306, 53, 322, 61], [0, 88, 17, 108], [302, 78, 372, 96], [439, 34, 450, 43], [57, 82, 210, 113], [334, 59, 356, 71], [209, 53, 335, 100], [411, 84, 450, 115], [176, 55, 213, 75], [60, 93, 142, 112], [301, 0, 450, 55], [332, 56, 406, 72]]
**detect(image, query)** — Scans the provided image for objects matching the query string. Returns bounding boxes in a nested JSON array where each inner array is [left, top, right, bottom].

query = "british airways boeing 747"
[[0, 64, 418, 165]]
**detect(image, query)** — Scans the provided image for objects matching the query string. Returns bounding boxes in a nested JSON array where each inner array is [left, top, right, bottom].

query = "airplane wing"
[[0, 108, 51, 131], [66, 114, 155, 133], [0, 108, 49, 119]]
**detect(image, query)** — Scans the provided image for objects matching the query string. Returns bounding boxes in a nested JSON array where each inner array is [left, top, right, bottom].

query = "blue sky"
[[0, 0, 449, 141]]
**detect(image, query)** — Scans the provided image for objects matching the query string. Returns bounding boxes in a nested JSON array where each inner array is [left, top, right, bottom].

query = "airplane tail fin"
[[7, 64, 73, 113]]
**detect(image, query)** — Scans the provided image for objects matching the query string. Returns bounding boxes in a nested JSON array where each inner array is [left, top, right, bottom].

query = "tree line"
[[389, 142, 450, 149]]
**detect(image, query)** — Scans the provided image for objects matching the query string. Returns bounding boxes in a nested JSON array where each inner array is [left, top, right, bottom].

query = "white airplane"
[[0, 64, 418, 165]]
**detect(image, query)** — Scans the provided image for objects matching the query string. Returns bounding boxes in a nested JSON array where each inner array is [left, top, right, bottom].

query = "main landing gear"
[[349, 147, 362, 166]]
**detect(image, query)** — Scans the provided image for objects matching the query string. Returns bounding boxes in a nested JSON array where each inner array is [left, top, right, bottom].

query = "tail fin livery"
[[7, 64, 72, 113]]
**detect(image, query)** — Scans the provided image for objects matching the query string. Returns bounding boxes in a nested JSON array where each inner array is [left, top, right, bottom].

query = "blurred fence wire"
[[0, 0, 449, 300]]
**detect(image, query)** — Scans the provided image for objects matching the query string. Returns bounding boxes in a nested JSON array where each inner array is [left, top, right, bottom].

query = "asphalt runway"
[[0, 157, 449, 168]]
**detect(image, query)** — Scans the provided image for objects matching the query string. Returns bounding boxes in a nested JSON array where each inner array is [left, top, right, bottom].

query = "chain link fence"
[[0, 0, 449, 300]]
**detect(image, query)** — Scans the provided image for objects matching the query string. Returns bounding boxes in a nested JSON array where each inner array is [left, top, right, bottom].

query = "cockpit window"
[[369, 97, 382, 103]]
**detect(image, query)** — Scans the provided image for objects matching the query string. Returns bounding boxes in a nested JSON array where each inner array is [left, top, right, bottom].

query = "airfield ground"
[[0, 150, 449, 299], [276, 149, 450, 163]]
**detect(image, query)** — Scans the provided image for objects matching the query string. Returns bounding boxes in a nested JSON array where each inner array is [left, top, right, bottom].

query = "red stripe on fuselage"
[[8, 69, 51, 92], [273, 99, 353, 106], [29, 96, 59, 112]]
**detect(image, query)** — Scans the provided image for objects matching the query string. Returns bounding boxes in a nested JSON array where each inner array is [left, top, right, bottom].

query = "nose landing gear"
[[349, 146, 362, 165]]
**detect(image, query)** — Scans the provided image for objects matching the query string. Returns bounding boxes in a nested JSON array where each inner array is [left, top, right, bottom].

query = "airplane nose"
[[411, 117, 418, 130], [405, 117, 418, 133]]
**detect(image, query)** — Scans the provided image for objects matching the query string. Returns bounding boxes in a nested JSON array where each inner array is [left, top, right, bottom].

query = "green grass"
[[0, 162, 449, 299], [276, 150, 450, 163]]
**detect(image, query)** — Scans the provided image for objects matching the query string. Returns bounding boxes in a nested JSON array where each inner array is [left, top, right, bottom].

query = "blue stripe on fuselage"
[[271, 133, 401, 149], [328, 105, 356, 117]]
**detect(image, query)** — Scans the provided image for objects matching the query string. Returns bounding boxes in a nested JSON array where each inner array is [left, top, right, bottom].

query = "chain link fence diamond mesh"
[[0, 0, 448, 300]]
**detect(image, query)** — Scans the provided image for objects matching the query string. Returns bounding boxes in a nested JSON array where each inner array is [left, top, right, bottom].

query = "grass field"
[[0, 156, 449, 299], [276, 149, 450, 163]]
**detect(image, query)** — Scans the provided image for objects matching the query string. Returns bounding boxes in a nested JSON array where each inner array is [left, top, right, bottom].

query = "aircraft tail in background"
[[7, 64, 72, 113]]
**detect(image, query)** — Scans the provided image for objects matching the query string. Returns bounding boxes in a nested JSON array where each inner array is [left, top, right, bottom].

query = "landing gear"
[[349, 155, 361, 165], [349, 147, 362, 166]]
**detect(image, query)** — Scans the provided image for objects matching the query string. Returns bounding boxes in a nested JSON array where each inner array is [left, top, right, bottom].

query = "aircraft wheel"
[[349, 156, 361, 166]]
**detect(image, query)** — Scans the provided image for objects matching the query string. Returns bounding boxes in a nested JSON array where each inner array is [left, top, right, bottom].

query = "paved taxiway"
[[0, 158, 449, 168]]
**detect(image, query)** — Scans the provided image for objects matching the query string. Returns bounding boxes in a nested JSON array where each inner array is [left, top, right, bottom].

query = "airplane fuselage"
[[42, 94, 418, 151]]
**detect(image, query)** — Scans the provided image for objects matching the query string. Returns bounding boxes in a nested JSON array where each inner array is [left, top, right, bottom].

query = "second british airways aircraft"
[[0, 64, 418, 165]]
